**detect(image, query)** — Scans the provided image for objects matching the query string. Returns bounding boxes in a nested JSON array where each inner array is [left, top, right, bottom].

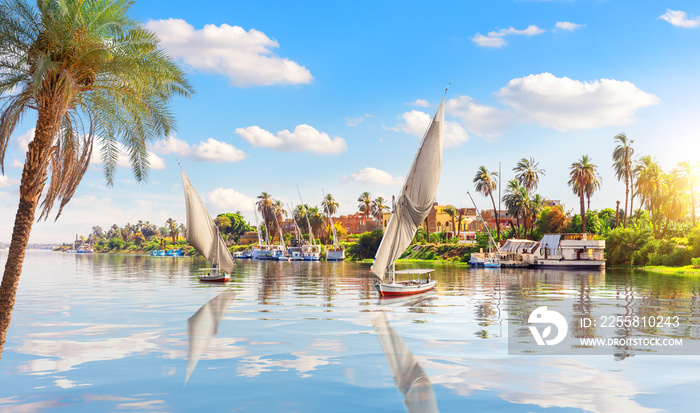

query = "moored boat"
[[527, 233, 605, 269]]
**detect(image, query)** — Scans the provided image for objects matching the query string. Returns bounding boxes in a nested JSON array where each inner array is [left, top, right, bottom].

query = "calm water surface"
[[2, 250, 700, 412]]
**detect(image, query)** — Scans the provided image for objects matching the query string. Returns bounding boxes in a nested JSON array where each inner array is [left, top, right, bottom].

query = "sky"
[[2, 0, 700, 243]]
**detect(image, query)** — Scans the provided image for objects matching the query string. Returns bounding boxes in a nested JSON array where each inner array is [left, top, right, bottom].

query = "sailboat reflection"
[[372, 313, 439, 413], [186, 289, 235, 383]]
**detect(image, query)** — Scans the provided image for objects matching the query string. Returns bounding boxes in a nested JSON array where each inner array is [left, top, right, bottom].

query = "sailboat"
[[371, 97, 444, 296], [181, 168, 236, 282]]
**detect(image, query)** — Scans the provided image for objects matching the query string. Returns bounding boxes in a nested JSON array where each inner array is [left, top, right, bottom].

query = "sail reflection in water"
[[372, 313, 439, 413], [186, 289, 235, 382]]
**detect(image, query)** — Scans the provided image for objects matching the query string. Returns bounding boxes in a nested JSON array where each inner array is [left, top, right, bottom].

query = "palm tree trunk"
[[579, 193, 587, 233], [488, 193, 500, 241], [0, 114, 56, 358]]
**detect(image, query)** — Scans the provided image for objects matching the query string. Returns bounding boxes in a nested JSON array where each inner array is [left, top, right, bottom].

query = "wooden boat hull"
[[198, 274, 230, 282], [376, 280, 437, 297]]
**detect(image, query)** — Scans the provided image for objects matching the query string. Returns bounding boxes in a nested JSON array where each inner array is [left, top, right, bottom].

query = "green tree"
[[372, 196, 390, 222], [443, 205, 457, 240], [166, 218, 179, 243], [0, 0, 192, 356], [513, 157, 546, 194], [503, 179, 529, 237], [612, 133, 635, 228], [473, 165, 500, 241], [537, 205, 567, 234], [256, 192, 275, 243], [568, 155, 600, 234], [357, 192, 372, 218]]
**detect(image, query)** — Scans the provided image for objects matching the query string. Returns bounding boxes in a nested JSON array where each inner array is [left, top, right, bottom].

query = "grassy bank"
[[636, 265, 700, 276]]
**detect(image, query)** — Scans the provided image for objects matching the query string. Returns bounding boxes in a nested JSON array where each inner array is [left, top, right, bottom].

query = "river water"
[[1, 250, 699, 412]]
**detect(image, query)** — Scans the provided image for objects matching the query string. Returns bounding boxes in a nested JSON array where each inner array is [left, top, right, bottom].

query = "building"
[[336, 212, 382, 235]]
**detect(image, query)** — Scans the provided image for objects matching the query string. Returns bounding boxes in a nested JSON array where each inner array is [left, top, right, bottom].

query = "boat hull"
[[198, 274, 230, 282], [376, 280, 437, 297], [530, 259, 605, 270]]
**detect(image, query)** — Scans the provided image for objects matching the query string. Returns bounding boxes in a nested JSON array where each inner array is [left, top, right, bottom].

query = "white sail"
[[371, 99, 444, 281], [181, 169, 236, 273]]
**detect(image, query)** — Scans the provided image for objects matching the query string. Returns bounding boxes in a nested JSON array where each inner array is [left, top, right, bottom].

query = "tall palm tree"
[[513, 157, 546, 194], [635, 156, 664, 236], [256, 192, 275, 243], [166, 218, 178, 243], [372, 196, 390, 222], [357, 192, 372, 218], [443, 205, 457, 240], [663, 171, 686, 237], [568, 155, 600, 234], [473, 166, 500, 240], [612, 133, 634, 228], [321, 193, 339, 239], [503, 180, 529, 237], [0, 0, 192, 356], [272, 200, 287, 243], [677, 161, 697, 227]]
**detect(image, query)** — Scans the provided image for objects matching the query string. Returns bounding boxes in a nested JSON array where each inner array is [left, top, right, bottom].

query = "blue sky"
[[2, 1, 700, 243]]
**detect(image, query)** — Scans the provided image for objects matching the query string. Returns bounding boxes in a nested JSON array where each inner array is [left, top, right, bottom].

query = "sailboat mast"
[[297, 186, 315, 245], [467, 191, 499, 252]]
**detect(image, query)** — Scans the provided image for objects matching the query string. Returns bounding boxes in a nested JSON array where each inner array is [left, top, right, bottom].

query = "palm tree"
[[372, 197, 390, 223], [568, 155, 600, 234], [256, 192, 275, 243], [357, 192, 372, 218], [473, 166, 500, 240], [272, 200, 287, 243], [612, 133, 634, 228], [635, 156, 664, 237], [321, 193, 339, 239], [514, 157, 546, 194], [0, 0, 192, 356], [677, 161, 697, 227], [503, 180, 529, 237], [443, 205, 457, 241], [166, 218, 178, 243], [662, 171, 686, 237]]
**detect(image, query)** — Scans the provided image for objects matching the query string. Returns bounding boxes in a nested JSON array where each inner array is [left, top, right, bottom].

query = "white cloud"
[[346, 114, 372, 127], [396, 110, 431, 136], [394, 110, 469, 147], [235, 124, 347, 154], [11, 159, 23, 168], [146, 19, 313, 87], [207, 188, 255, 212], [495, 73, 660, 131], [472, 33, 506, 48], [408, 99, 430, 108], [447, 96, 511, 138], [344, 167, 402, 186], [472, 25, 545, 48], [151, 136, 247, 163], [15, 128, 34, 152], [0, 174, 18, 188], [659, 9, 700, 28], [554, 21, 583, 31]]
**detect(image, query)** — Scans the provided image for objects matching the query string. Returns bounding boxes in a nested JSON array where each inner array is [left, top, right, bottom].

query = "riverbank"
[[636, 265, 700, 276]]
